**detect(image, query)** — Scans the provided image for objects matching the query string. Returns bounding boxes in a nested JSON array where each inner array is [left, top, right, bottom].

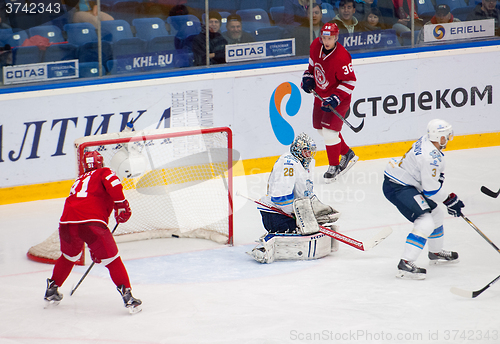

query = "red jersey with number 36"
[[60, 167, 126, 226], [307, 38, 356, 117]]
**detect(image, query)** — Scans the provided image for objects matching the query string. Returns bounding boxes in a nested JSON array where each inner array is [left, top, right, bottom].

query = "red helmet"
[[83, 151, 104, 172], [321, 23, 339, 37]]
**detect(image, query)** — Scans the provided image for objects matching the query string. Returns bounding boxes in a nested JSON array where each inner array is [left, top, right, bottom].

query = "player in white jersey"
[[383, 119, 464, 279], [249, 133, 341, 263]]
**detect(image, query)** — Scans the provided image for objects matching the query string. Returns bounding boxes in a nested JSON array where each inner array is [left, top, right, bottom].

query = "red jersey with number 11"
[[59, 167, 126, 226]]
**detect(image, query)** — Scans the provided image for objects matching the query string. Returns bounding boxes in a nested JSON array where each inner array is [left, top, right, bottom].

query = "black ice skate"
[[338, 149, 358, 175], [428, 250, 459, 265], [117, 285, 142, 314], [396, 259, 427, 280], [44, 278, 63, 305], [323, 165, 341, 183]]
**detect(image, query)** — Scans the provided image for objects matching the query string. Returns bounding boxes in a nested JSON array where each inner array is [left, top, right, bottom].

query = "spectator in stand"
[[331, 0, 363, 35], [72, 0, 114, 29], [222, 14, 256, 44], [291, 3, 324, 56], [467, 0, 500, 35], [359, 7, 389, 31], [417, 4, 460, 45], [376, 0, 412, 35], [192, 11, 227, 66], [282, 0, 322, 28], [392, 0, 424, 31], [354, 0, 376, 21]]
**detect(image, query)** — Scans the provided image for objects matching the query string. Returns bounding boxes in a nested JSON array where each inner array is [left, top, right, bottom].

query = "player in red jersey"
[[44, 151, 142, 314], [301, 22, 359, 183]]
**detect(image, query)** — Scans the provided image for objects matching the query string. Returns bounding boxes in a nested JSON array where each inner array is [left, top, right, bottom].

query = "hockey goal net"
[[27, 126, 233, 265]]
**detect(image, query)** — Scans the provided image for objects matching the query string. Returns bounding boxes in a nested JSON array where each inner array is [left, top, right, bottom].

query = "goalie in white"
[[249, 133, 341, 263]]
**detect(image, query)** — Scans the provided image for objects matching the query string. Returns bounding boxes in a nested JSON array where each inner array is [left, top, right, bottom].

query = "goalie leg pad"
[[274, 233, 333, 261], [293, 198, 320, 235], [248, 234, 276, 264]]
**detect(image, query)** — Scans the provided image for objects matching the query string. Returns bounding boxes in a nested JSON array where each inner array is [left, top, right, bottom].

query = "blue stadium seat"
[[13, 46, 42, 65], [269, 6, 285, 24], [416, 0, 436, 19], [146, 35, 176, 53], [77, 41, 114, 64], [240, 0, 271, 11], [112, 37, 146, 57], [321, 3, 336, 23], [435, 0, 468, 11], [210, 0, 240, 12], [451, 6, 474, 20], [271, 0, 284, 7], [5, 30, 29, 47], [166, 14, 201, 36], [0, 28, 13, 46], [252, 26, 284, 41], [101, 20, 134, 42], [133, 18, 170, 40], [236, 8, 272, 32], [29, 25, 65, 43], [64, 23, 98, 46], [43, 43, 78, 62], [79, 62, 101, 77]]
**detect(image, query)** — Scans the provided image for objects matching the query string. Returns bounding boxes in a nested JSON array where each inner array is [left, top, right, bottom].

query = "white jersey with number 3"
[[384, 135, 448, 203], [260, 153, 315, 215]]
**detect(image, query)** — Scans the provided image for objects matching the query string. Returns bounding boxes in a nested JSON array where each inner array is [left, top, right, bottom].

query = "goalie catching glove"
[[114, 200, 132, 223], [310, 195, 340, 224]]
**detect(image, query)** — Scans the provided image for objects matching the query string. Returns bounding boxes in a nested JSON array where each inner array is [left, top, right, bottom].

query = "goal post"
[[27, 126, 234, 265]]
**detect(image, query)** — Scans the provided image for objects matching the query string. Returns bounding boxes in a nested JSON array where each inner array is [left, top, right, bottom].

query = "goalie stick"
[[450, 274, 500, 298], [311, 90, 364, 133], [237, 192, 392, 251], [70, 223, 119, 296], [450, 216, 500, 298], [480, 186, 500, 198]]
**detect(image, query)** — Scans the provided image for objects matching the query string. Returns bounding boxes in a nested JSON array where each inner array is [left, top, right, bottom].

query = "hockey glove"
[[114, 200, 132, 223], [321, 95, 340, 112], [443, 193, 464, 217], [301, 71, 315, 93]]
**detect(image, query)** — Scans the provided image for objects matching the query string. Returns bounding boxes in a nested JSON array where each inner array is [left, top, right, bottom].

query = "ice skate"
[[44, 278, 63, 306], [428, 250, 459, 265], [396, 259, 426, 280], [117, 285, 142, 314], [323, 165, 341, 183], [338, 149, 358, 176]]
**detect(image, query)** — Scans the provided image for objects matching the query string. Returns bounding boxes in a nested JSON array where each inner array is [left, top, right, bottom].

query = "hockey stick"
[[461, 215, 500, 253], [480, 186, 500, 198], [237, 192, 392, 251], [311, 90, 364, 133], [70, 223, 119, 296], [450, 274, 500, 298], [450, 216, 500, 298]]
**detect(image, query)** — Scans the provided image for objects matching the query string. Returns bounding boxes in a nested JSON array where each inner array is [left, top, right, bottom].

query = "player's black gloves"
[[443, 193, 464, 217], [301, 71, 315, 93]]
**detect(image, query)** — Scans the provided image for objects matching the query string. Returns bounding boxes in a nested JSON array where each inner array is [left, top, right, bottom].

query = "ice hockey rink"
[[1, 146, 499, 344]]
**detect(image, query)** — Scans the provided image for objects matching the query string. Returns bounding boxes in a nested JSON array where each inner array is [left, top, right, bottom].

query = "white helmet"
[[290, 132, 317, 169], [110, 149, 148, 179], [427, 119, 453, 149]]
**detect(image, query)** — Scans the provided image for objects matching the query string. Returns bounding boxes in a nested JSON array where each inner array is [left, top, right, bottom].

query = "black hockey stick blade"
[[480, 186, 500, 198], [311, 90, 364, 133], [451, 274, 500, 298]]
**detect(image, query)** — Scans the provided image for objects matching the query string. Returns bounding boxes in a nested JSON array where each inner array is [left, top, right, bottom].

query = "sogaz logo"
[[433, 25, 445, 39], [269, 82, 301, 145]]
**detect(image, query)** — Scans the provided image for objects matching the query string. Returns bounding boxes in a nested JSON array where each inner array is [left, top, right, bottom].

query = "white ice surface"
[[1, 147, 500, 344]]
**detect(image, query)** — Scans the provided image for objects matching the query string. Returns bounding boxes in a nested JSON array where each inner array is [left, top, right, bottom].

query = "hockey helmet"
[[83, 151, 104, 172], [320, 23, 339, 37], [110, 148, 148, 179], [427, 119, 453, 149], [290, 133, 317, 169]]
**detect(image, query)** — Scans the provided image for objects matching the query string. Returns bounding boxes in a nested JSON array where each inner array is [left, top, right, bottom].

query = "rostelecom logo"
[[433, 25, 446, 39], [269, 82, 301, 145]]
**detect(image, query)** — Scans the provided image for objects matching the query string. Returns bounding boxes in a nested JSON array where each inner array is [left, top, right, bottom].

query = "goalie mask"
[[427, 119, 453, 149], [290, 133, 317, 169], [83, 151, 104, 172]]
